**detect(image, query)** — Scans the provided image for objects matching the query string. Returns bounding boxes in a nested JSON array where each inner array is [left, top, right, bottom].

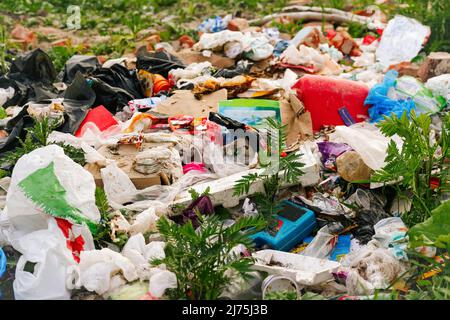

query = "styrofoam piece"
[[251, 249, 340, 286], [170, 148, 320, 209]]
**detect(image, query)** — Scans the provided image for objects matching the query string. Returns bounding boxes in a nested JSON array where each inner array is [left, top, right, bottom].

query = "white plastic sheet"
[[376, 15, 431, 67]]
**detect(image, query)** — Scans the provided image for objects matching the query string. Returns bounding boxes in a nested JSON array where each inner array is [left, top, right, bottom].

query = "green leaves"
[[152, 213, 265, 300], [372, 110, 449, 226], [408, 201, 450, 250], [233, 173, 259, 196]]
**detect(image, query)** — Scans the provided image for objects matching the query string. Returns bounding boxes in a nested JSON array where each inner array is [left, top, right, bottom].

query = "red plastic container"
[[292, 75, 369, 131], [75, 105, 118, 137]]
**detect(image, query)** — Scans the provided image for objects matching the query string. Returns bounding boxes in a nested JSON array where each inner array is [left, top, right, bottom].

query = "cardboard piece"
[[84, 142, 175, 189], [155, 89, 227, 118], [280, 95, 313, 150]]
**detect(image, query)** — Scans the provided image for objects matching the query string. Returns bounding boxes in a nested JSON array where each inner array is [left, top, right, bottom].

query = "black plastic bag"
[[62, 55, 100, 83], [136, 47, 184, 78], [8, 49, 56, 85], [87, 64, 144, 113], [58, 72, 96, 134], [0, 77, 29, 108]]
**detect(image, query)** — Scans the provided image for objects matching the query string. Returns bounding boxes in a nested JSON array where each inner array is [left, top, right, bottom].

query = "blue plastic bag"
[[364, 70, 415, 122], [198, 16, 229, 33], [0, 248, 6, 278]]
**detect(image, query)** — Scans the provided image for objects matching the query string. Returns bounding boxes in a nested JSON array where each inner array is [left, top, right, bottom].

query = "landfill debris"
[[0, 1, 448, 302]]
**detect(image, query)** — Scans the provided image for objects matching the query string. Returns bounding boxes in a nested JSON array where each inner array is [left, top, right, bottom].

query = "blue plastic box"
[[250, 200, 316, 251]]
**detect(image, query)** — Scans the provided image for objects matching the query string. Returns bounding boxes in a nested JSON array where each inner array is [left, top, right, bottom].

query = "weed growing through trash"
[[152, 213, 265, 300], [371, 110, 449, 226], [1, 118, 86, 169], [396, 250, 450, 300], [234, 118, 305, 234]]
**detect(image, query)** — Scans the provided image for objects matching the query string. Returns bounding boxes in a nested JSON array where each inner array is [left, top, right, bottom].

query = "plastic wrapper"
[[301, 225, 339, 259], [317, 142, 353, 171], [372, 217, 408, 260]]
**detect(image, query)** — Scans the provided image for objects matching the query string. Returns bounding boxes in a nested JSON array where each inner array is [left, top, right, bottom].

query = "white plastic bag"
[[376, 15, 431, 67], [79, 248, 138, 295], [12, 218, 77, 300], [6, 145, 100, 234], [148, 270, 177, 298]]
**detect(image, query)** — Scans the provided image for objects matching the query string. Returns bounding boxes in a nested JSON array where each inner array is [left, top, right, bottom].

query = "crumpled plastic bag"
[[341, 241, 407, 295], [136, 47, 185, 79], [122, 233, 165, 280], [242, 33, 274, 61], [78, 248, 138, 295], [198, 15, 231, 33], [194, 30, 243, 51], [301, 225, 338, 259], [169, 61, 213, 83], [101, 161, 218, 211], [364, 70, 415, 122], [376, 15, 431, 67], [47, 131, 107, 165], [148, 270, 177, 298]]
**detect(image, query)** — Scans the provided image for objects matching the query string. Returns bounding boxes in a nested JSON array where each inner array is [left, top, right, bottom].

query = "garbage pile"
[[0, 9, 449, 301]]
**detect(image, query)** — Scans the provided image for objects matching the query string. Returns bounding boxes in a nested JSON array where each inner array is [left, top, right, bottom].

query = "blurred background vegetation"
[[0, 0, 448, 72]]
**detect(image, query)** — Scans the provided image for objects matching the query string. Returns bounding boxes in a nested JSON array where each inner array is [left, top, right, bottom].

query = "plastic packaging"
[[390, 75, 445, 113], [74, 105, 118, 137], [198, 15, 231, 33], [301, 225, 338, 259], [292, 75, 369, 131], [372, 217, 408, 260]]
